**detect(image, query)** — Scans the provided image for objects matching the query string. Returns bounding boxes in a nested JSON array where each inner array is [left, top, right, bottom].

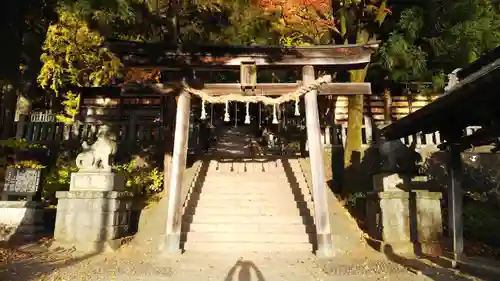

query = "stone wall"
[[0, 201, 45, 242]]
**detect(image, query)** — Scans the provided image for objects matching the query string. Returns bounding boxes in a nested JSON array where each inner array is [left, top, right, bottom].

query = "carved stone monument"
[[54, 125, 132, 252]]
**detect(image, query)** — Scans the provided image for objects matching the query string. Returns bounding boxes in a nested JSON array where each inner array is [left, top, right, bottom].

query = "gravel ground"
[[0, 242, 484, 281]]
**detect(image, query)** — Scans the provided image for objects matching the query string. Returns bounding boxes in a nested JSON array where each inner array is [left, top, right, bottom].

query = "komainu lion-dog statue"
[[76, 125, 117, 171]]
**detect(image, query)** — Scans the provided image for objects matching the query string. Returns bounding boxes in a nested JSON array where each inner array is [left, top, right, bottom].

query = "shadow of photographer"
[[224, 258, 266, 281]]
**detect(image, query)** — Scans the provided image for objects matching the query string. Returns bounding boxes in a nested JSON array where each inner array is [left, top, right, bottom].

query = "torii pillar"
[[163, 90, 191, 253], [303, 65, 334, 257]]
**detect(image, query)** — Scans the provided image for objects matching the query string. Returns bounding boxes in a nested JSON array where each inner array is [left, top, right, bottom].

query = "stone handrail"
[[297, 158, 314, 202], [180, 160, 204, 212]]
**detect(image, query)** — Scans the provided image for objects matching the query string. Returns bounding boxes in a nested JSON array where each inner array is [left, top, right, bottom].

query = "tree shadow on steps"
[[224, 259, 266, 281]]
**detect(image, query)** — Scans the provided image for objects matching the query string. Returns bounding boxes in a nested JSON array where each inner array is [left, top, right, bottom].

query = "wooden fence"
[[333, 95, 439, 123], [14, 120, 166, 145], [14, 118, 481, 151], [318, 123, 481, 150]]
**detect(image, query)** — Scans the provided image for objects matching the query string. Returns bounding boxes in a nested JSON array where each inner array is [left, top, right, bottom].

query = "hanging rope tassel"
[[200, 99, 207, 120], [244, 102, 251, 124], [224, 100, 230, 122], [272, 104, 278, 124], [294, 97, 300, 116]]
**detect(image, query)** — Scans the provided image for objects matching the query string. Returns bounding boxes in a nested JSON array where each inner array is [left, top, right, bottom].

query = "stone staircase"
[[180, 128, 317, 252]]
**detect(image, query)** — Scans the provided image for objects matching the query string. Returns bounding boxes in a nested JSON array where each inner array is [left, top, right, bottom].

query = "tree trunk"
[[343, 67, 368, 192], [344, 67, 368, 167], [383, 88, 392, 123]]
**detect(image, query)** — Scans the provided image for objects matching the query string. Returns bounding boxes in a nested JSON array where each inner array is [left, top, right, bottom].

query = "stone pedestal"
[[366, 173, 443, 257], [70, 172, 124, 192], [54, 171, 131, 252], [0, 201, 45, 241], [54, 191, 132, 252], [414, 190, 443, 256]]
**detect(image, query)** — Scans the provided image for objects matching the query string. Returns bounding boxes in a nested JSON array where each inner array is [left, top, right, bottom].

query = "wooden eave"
[[105, 39, 379, 69]]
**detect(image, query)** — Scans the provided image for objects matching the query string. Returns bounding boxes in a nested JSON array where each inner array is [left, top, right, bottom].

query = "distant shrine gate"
[[108, 41, 378, 257]]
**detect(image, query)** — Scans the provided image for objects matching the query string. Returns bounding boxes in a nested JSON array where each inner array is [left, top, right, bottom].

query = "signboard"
[[2, 168, 42, 200]]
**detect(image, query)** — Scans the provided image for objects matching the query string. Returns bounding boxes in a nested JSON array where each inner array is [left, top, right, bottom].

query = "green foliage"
[[8, 161, 46, 169], [376, 0, 500, 90], [378, 31, 428, 82], [38, 9, 123, 93], [37, 7, 123, 122], [179, 1, 281, 45], [464, 201, 500, 248], [42, 155, 164, 203], [0, 138, 46, 150], [61, 0, 140, 24], [114, 159, 164, 198], [279, 33, 312, 47], [375, 7, 428, 83], [0, 139, 47, 168], [43, 158, 78, 203], [426, 0, 500, 67]]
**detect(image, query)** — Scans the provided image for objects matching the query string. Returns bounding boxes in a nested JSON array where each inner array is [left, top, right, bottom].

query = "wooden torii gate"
[[108, 41, 378, 257]]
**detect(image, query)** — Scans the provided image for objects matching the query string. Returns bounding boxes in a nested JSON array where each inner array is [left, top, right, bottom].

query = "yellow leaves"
[[366, 0, 391, 26], [38, 8, 123, 123], [38, 8, 123, 94], [279, 33, 312, 47], [56, 91, 80, 124]]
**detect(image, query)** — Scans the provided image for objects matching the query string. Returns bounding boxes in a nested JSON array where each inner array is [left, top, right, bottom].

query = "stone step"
[[201, 181, 301, 187], [208, 162, 284, 167], [182, 222, 316, 234], [208, 161, 284, 166], [197, 193, 310, 202], [183, 241, 314, 252], [182, 232, 313, 244], [185, 205, 313, 216], [208, 167, 286, 173], [199, 183, 310, 191], [193, 199, 313, 209], [183, 214, 312, 225], [193, 190, 310, 199], [204, 170, 306, 177], [201, 182, 309, 190], [201, 178, 296, 185], [203, 173, 307, 180]]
